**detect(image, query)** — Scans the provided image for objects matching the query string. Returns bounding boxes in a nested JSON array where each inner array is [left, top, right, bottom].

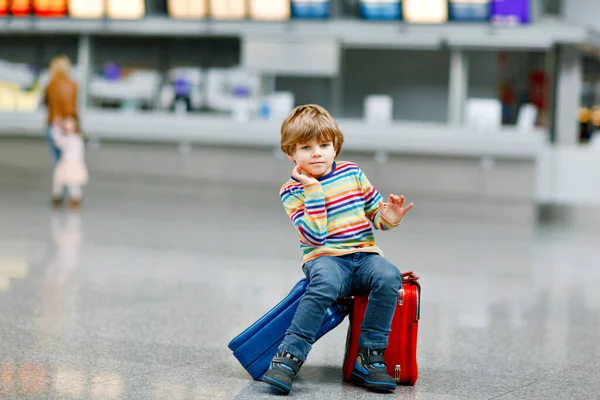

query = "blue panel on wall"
[[449, 1, 491, 22], [291, 1, 331, 19], [359, 1, 402, 20]]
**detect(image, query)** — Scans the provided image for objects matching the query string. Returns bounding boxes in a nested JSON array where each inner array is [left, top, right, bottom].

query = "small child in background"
[[51, 116, 89, 210]]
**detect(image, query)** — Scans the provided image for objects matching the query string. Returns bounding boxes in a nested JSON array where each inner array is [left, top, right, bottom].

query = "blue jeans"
[[278, 252, 402, 362], [45, 125, 61, 166]]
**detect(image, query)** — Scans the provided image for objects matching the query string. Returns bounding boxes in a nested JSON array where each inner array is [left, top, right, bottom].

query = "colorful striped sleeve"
[[280, 181, 328, 246], [357, 168, 399, 231]]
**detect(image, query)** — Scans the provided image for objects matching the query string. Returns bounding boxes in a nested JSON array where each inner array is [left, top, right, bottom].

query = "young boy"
[[262, 105, 413, 394]]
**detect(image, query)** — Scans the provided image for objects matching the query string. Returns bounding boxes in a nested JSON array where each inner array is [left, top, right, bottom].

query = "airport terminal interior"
[[1, 141, 599, 399], [2, 0, 600, 399]]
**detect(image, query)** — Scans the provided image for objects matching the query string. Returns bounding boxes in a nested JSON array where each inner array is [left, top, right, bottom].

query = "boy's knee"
[[373, 261, 402, 291], [307, 270, 343, 301]]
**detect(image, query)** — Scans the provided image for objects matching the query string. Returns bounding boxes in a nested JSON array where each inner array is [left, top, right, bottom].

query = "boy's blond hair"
[[280, 104, 344, 157]]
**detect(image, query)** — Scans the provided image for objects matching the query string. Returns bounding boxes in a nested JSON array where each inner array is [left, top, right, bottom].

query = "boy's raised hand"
[[378, 194, 414, 225], [292, 165, 319, 186]]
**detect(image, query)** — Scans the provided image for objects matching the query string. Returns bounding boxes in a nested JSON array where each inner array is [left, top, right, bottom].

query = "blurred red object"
[[0, 0, 8, 16], [11, 0, 31, 16], [529, 69, 549, 126], [34, 0, 67, 17], [529, 70, 548, 111]]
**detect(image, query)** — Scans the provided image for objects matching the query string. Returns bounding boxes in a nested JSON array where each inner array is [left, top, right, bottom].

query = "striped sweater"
[[280, 161, 399, 264]]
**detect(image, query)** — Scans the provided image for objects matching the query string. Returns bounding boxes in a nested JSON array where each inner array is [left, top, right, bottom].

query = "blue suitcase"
[[228, 279, 350, 380]]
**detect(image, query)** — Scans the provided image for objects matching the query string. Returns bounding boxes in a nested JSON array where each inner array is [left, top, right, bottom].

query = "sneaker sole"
[[351, 371, 396, 391], [262, 375, 291, 395]]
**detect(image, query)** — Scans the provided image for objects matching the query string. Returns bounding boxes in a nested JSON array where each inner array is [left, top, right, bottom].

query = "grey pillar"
[[331, 44, 345, 117], [554, 45, 582, 145], [261, 74, 276, 97], [448, 49, 469, 126], [544, 46, 557, 141], [77, 34, 92, 111], [530, 0, 545, 23]]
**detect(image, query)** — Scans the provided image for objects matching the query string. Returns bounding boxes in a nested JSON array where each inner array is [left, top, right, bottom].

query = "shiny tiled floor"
[[1, 140, 599, 399]]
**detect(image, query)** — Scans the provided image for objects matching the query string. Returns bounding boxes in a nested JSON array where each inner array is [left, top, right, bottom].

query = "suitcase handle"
[[401, 271, 419, 284], [398, 271, 421, 322]]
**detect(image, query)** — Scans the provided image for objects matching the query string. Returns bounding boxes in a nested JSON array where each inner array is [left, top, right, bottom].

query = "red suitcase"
[[343, 271, 421, 386]]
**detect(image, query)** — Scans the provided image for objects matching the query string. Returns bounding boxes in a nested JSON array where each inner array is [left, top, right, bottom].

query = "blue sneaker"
[[262, 351, 303, 395], [352, 347, 396, 392]]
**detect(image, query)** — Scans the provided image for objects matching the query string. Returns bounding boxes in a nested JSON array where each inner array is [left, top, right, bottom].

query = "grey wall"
[[0, 35, 549, 124], [93, 37, 163, 71], [468, 50, 546, 100], [337, 48, 545, 122], [0, 35, 79, 68], [341, 48, 451, 122], [93, 36, 240, 71], [564, 0, 600, 28], [275, 77, 334, 111], [545, 0, 562, 15]]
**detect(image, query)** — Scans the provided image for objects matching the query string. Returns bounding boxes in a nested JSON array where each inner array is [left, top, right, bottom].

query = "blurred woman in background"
[[44, 55, 79, 166]]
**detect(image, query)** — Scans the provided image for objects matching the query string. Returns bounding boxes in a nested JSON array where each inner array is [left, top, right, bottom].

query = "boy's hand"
[[378, 195, 414, 225], [292, 165, 319, 186]]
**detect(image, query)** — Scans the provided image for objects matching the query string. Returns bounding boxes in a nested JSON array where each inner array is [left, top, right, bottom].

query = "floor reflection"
[[0, 362, 125, 398], [45, 211, 82, 284], [36, 212, 83, 338], [0, 257, 28, 293], [0, 362, 48, 397]]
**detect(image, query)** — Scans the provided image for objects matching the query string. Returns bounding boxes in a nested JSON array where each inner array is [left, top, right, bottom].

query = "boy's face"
[[287, 140, 336, 178]]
